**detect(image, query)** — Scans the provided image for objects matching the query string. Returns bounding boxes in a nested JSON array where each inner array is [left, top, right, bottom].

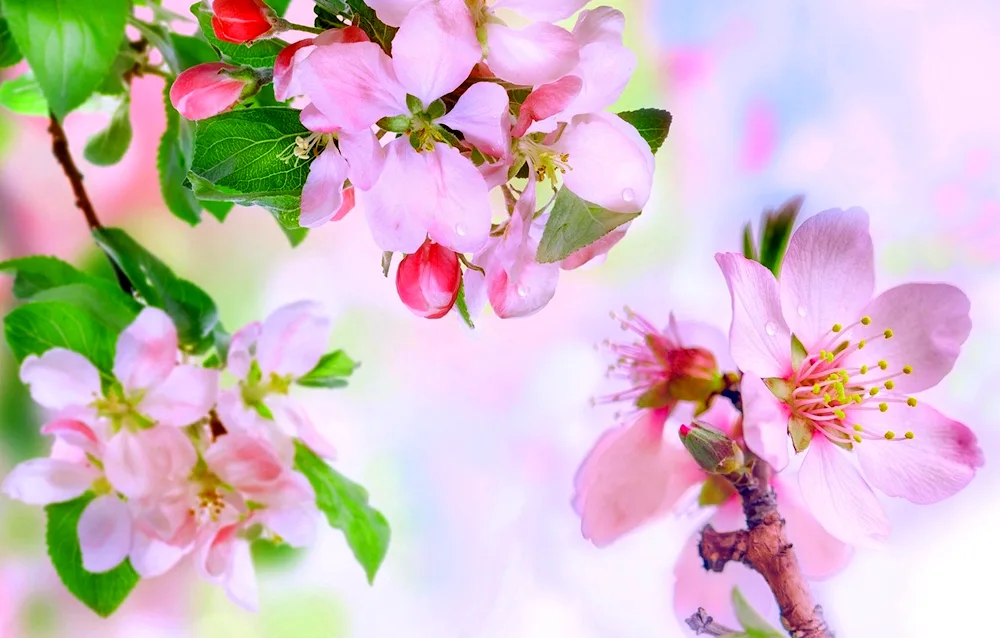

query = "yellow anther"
[[853, 434, 863, 443], [906, 397, 918, 407], [834, 409, 846, 419], [861, 316, 871, 325], [840, 370, 849, 381], [879, 402, 889, 412], [902, 365, 913, 374], [878, 360, 888, 370], [826, 352, 836, 363], [854, 394, 864, 404], [884, 380, 895, 390], [883, 329, 894, 339], [860, 365, 868, 374], [869, 387, 879, 396], [904, 431, 915, 439], [853, 424, 863, 432], [812, 383, 821, 395], [884, 431, 895, 440], [823, 393, 832, 404], [832, 323, 843, 333], [819, 349, 827, 359]]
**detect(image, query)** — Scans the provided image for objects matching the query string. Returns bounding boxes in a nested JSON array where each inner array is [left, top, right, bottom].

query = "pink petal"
[[205, 433, 285, 497], [511, 75, 582, 139], [571, 6, 626, 46], [461, 268, 489, 321], [260, 502, 319, 548], [844, 283, 971, 393], [300, 103, 340, 133], [313, 25, 370, 46], [265, 395, 338, 459], [798, 437, 890, 544], [19, 349, 101, 411], [486, 258, 559, 319], [391, 0, 480, 105], [41, 419, 101, 458], [779, 208, 875, 351], [300, 145, 349, 228], [1, 458, 97, 505], [339, 128, 386, 191], [439, 81, 511, 158], [674, 318, 737, 372], [740, 374, 791, 471], [672, 500, 777, 630], [273, 38, 315, 102], [552, 112, 654, 213], [256, 301, 331, 378], [113, 307, 179, 392], [104, 431, 156, 499], [364, 0, 423, 27], [693, 392, 742, 434], [714, 253, 792, 378], [855, 403, 982, 504], [559, 223, 627, 271], [224, 537, 259, 611], [493, 0, 589, 22], [333, 186, 356, 221], [140, 365, 220, 427], [300, 42, 407, 132], [130, 529, 189, 578], [226, 321, 262, 380], [484, 22, 579, 86], [774, 477, 852, 580], [78, 495, 132, 573], [572, 410, 703, 547]]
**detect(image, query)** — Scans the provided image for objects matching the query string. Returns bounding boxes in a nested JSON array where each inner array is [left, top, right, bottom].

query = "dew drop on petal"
[[516, 284, 529, 298], [622, 188, 635, 203], [797, 305, 808, 318], [765, 321, 778, 336], [455, 224, 467, 237]]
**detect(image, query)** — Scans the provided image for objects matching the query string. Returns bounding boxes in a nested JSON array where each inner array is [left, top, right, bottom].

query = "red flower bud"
[[396, 239, 462, 319], [210, 0, 277, 44], [170, 62, 261, 121]]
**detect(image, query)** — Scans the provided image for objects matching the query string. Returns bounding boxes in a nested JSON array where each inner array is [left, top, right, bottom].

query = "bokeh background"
[[1, 0, 999, 636]]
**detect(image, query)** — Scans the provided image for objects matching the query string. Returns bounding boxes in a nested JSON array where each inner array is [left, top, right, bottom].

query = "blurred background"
[[1, 0, 999, 636]]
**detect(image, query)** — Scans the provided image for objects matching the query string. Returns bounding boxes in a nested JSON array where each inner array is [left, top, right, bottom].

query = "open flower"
[[716, 208, 984, 544]]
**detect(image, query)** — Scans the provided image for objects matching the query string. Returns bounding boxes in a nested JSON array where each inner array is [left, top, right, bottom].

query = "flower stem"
[[279, 20, 325, 35]]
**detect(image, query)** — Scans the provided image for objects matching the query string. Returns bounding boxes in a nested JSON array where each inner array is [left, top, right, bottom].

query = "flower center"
[[93, 384, 154, 432], [788, 317, 918, 448], [277, 132, 332, 164], [515, 135, 571, 188]]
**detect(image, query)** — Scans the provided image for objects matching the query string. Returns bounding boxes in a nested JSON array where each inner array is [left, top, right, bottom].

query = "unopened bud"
[[396, 239, 461, 319], [209, 0, 280, 44], [170, 63, 269, 121], [679, 421, 746, 475]]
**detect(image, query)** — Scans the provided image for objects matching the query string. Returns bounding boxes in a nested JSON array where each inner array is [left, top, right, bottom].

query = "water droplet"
[[765, 321, 778, 336], [455, 224, 467, 237], [622, 188, 635, 203], [516, 284, 529, 298], [797, 305, 808, 318]]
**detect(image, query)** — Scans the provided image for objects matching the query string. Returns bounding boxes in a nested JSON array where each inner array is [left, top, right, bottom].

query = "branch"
[[698, 468, 832, 638], [685, 608, 738, 636]]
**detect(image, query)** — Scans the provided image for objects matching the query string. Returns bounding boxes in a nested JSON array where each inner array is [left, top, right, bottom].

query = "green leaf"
[[190, 2, 285, 67], [29, 284, 139, 333], [0, 72, 48, 116], [281, 225, 309, 247], [93, 227, 220, 351], [264, 0, 293, 16], [4, 301, 117, 372], [314, 0, 350, 30], [2, 0, 130, 118], [732, 587, 786, 638], [169, 32, 219, 71], [346, 0, 397, 53], [159, 87, 203, 225], [757, 196, 803, 277], [536, 187, 640, 264], [0, 16, 23, 67], [202, 200, 234, 222], [742, 222, 758, 262], [0, 255, 118, 299], [616, 108, 672, 154], [188, 107, 314, 227], [46, 494, 140, 618], [293, 442, 390, 584], [84, 98, 133, 166], [455, 278, 474, 329], [296, 350, 357, 388]]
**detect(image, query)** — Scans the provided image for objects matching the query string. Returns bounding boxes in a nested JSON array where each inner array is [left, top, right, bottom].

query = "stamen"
[[869, 387, 879, 396], [858, 339, 866, 349], [903, 365, 913, 374], [884, 380, 895, 390], [878, 360, 888, 370], [853, 424, 863, 431], [861, 316, 871, 325], [906, 397, 918, 407], [832, 323, 842, 332], [883, 329, 894, 339], [879, 403, 888, 412], [853, 434, 862, 443], [860, 365, 868, 374], [884, 431, 895, 440], [905, 431, 915, 439]]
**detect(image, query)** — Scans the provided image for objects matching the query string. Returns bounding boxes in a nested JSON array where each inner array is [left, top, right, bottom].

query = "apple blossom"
[[717, 208, 984, 544], [169, 62, 267, 121], [396, 239, 462, 318], [209, 0, 279, 44]]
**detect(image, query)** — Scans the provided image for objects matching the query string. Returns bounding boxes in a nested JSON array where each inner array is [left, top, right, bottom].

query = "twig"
[[47, 113, 134, 294], [698, 467, 833, 638], [685, 608, 738, 636]]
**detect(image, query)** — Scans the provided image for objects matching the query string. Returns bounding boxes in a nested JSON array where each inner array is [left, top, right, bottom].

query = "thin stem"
[[280, 20, 325, 35], [685, 608, 739, 636]]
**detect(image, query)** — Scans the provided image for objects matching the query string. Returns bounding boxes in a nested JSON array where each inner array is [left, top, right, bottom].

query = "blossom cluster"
[[2, 302, 341, 610], [171, 0, 655, 320], [572, 208, 984, 628]]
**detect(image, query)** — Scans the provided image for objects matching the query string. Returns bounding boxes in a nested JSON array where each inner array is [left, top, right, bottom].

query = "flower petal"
[[78, 495, 132, 573], [486, 258, 559, 319], [571, 6, 627, 46], [41, 419, 101, 458], [855, 403, 982, 504], [300, 145, 349, 228], [714, 253, 792, 378], [20, 349, 101, 411], [798, 437, 889, 545], [779, 208, 875, 351], [261, 501, 319, 548], [1, 458, 96, 505], [552, 112, 654, 213], [140, 365, 220, 428], [300, 41, 407, 132], [741, 374, 791, 471], [226, 321, 262, 380], [845, 283, 971, 393], [273, 38, 315, 102], [484, 21, 579, 86], [256, 301, 331, 378], [511, 75, 581, 139], [130, 530, 189, 578], [363, 0, 423, 26], [113, 307, 179, 392], [559, 222, 627, 271], [265, 395, 337, 459], [299, 103, 340, 133], [572, 409, 703, 547], [774, 476, 852, 580], [493, 0, 589, 22], [104, 431, 155, 499], [224, 537, 259, 611], [391, 0, 480, 105], [439, 81, 511, 157], [204, 433, 285, 497], [339, 128, 386, 191]]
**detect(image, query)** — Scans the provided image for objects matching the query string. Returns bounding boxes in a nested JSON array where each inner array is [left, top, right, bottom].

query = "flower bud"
[[210, 0, 278, 44], [170, 62, 265, 121], [679, 421, 746, 475], [395, 239, 461, 319]]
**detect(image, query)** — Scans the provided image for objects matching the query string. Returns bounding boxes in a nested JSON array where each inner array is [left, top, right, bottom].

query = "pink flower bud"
[[210, 0, 277, 44], [170, 62, 258, 121], [679, 421, 746, 475], [396, 239, 461, 319]]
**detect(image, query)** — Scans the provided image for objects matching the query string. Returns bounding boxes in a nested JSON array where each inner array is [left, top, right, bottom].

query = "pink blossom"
[[218, 301, 337, 459], [716, 208, 984, 544], [396, 238, 462, 319], [169, 62, 258, 121], [209, 0, 277, 44]]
